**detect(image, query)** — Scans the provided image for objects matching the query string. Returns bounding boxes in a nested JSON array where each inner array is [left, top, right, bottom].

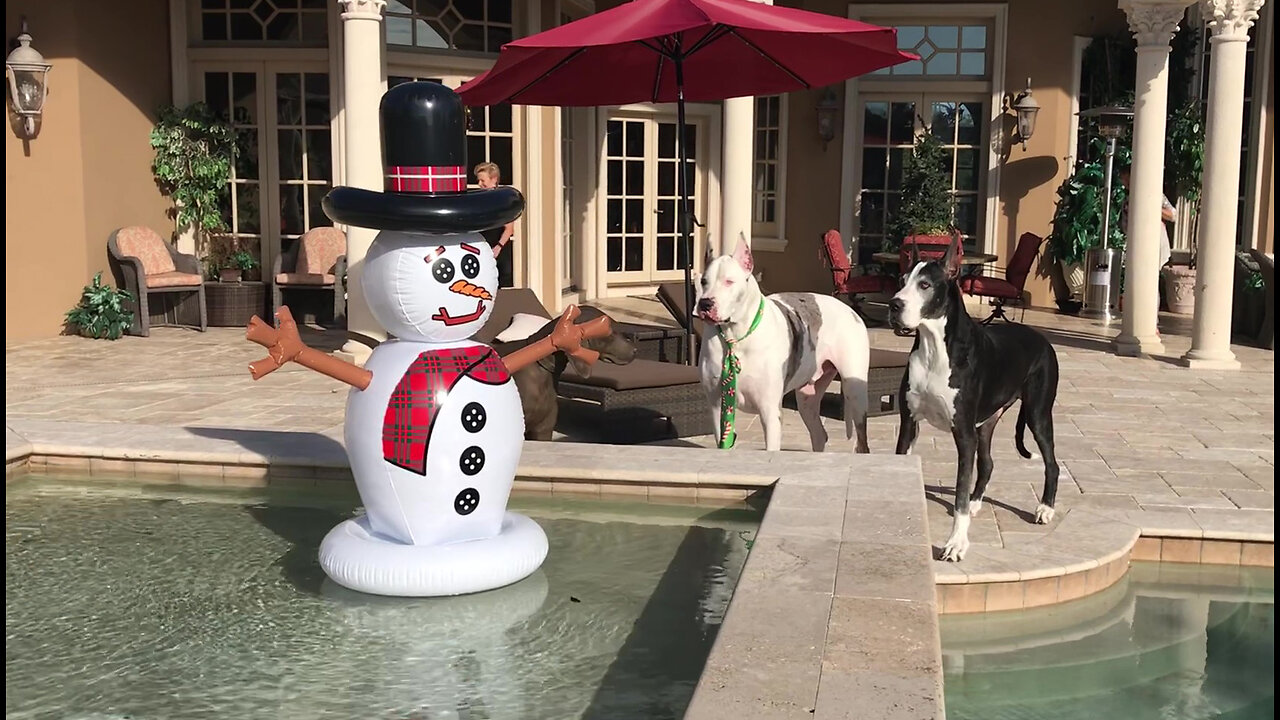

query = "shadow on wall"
[[999, 152, 1061, 285]]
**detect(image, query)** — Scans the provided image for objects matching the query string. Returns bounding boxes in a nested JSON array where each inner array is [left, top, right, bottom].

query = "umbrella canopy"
[[458, 0, 915, 106]]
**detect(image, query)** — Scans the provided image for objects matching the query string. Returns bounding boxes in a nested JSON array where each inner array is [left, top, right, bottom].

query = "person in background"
[[1119, 165, 1175, 269], [1118, 165, 1176, 324], [474, 162, 516, 288]]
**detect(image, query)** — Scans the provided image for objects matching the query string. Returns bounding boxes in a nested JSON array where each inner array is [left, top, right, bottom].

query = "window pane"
[[888, 148, 909, 190], [659, 123, 676, 157], [304, 74, 330, 125], [489, 137, 513, 180], [657, 236, 675, 270], [625, 237, 644, 271], [862, 147, 887, 190], [236, 184, 261, 234], [306, 129, 332, 181], [860, 193, 885, 236], [889, 102, 916, 144], [607, 198, 622, 233], [931, 102, 957, 143], [607, 236, 623, 271], [863, 102, 889, 145], [280, 184, 305, 236], [897, 26, 925, 48], [607, 121, 622, 156], [927, 52, 958, 76], [625, 160, 644, 196], [277, 74, 302, 126], [385, 16, 414, 45], [658, 162, 675, 197], [234, 129, 259, 179], [960, 25, 986, 49], [658, 199, 675, 233], [955, 148, 979, 191], [928, 25, 959, 50], [307, 185, 333, 229], [625, 121, 644, 157], [489, 104, 512, 133], [205, 73, 230, 119], [954, 195, 978, 236], [232, 73, 257, 124], [607, 161, 623, 196], [624, 199, 643, 234], [278, 130, 304, 180], [956, 102, 983, 146], [959, 52, 985, 76]]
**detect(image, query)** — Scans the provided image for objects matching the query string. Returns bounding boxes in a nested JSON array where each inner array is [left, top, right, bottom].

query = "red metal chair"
[[819, 230, 895, 320], [959, 232, 1044, 324]]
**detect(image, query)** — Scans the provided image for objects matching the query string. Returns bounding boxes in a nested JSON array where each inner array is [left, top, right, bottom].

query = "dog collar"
[[715, 298, 766, 450]]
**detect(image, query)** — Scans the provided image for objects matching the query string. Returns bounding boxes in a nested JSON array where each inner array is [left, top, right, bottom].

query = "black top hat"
[[322, 82, 524, 233]]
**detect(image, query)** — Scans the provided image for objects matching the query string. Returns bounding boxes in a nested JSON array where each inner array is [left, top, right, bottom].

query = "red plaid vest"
[[382, 345, 510, 475]]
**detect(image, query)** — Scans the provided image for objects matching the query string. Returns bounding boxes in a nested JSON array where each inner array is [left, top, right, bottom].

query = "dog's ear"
[[942, 230, 962, 280], [909, 238, 920, 268], [566, 354, 593, 379], [703, 238, 717, 271], [732, 232, 754, 274]]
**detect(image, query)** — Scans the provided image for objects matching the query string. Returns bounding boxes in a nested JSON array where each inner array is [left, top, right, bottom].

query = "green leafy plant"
[[65, 272, 134, 340], [1047, 137, 1130, 266], [150, 103, 236, 266], [885, 128, 955, 250], [1166, 100, 1205, 264], [226, 250, 260, 272]]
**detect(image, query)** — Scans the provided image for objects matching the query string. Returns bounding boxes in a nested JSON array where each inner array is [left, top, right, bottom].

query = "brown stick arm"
[[500, 305, 613, 375], [245, 306, 373, 391]]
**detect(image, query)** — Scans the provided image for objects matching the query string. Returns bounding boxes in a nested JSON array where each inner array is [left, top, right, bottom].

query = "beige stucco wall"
[[5, 0, 172, 341], [757, 0, 1128, 309]]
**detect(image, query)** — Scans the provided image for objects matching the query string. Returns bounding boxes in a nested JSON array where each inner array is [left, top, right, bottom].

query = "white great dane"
[[695, 235, 872, 453]]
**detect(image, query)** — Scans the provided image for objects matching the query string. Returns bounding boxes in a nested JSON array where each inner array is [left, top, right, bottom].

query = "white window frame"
[[840, 3, 1007, 262], [751, 94, 789, 253]]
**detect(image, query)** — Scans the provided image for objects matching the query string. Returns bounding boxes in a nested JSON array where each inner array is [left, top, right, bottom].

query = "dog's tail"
[[1015, 403, 1034, 459]]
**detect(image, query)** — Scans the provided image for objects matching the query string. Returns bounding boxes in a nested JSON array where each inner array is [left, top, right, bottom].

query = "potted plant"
[[1047, 137, 1129, 307], [1159, 100, 1204, 315], [150, 102, 237, 275], [219, 250, 260, 283], [885, 128, 955, 251], [64, 272, 134, 340]]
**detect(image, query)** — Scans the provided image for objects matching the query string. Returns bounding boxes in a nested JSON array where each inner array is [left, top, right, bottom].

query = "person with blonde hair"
[[474, 162, 516, 288]]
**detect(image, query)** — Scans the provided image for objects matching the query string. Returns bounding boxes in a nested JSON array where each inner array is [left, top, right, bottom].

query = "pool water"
[[5, 476, 760, 720], [942, 562, 1275, 720]]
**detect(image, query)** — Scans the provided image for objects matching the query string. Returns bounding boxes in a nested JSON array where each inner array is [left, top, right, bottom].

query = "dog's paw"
[[1034, 503, 1056, 524], [939, 536, 969, 562], [969, 498, 983, 516]]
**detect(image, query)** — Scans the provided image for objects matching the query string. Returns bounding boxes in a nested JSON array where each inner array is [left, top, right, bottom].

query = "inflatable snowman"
[[244, 81, 609, 597]]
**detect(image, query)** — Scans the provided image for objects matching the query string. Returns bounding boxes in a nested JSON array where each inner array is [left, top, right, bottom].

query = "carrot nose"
[[449, 280, 493, 301]]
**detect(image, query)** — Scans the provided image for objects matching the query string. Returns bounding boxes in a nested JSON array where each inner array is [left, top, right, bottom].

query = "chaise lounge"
[[476, 289, 713, 442]]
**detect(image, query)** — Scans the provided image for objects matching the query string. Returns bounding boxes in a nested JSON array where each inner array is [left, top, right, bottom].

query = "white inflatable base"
[[319, 512, 549, 597]]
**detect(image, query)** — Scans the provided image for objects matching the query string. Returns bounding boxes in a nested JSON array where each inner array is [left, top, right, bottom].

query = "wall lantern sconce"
[[6, 20, 52, 140], [1003, 78, 1040, 151], [815, 87, 840, 148]]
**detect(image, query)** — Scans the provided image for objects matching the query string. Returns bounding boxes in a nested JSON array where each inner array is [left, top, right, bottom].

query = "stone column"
[[1114, 0, 1195, 357], [337, 0, 386, 364], [720, 0, 771, 255], [721, 96, 754, 255], [1181, 0, 1265, 369]]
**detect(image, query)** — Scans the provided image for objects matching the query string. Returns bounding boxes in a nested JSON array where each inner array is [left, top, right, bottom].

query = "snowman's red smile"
[[431, 300, 487, 326]]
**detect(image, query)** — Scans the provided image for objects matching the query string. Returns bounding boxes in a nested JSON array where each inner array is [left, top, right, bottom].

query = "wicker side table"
[[204, 281, 267, 327]]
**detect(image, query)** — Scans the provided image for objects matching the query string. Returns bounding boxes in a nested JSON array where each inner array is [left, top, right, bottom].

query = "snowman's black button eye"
[[454, 488, 480, 515], [431, 257, 455, 284], [460, 253, 481, 279]]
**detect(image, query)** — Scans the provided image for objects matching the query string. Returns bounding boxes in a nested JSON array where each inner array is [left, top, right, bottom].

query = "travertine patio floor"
[[6, 302, 1274, 574]]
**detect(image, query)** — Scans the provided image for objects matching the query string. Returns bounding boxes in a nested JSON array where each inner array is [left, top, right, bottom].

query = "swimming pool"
[[5, 476, 760, 720], [942, 561, 1275, 720]]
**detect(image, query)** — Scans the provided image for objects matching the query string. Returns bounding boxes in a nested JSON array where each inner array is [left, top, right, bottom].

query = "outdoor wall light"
[[6, 20, 52, 140], [1003, 78, 1040, 151], [815, 87, 840, 147]]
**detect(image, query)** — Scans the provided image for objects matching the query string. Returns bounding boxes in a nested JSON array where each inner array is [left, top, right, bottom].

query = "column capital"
[[338, 0, 386, 21], [1120, 0, 1196, 48], [1202, 0, 1266, 40]]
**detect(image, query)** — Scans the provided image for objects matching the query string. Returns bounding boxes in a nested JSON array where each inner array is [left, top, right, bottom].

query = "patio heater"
[[1076, 106, 1133, 323]]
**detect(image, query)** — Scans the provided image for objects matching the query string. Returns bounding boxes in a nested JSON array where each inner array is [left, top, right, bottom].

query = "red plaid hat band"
[[385, 165, 467, 193]]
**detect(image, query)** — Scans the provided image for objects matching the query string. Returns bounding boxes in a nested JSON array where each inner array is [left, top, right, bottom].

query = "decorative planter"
[[1060, 261, 1086, 300], [1161, 264, 1197, 315], [204, 281, 266, 327], [219, 269, 243, 283]]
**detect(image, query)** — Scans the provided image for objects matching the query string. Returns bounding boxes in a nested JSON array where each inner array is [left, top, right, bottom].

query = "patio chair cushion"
[[869, 348, 910, 369], [297, 227, 346, 275], [145, 271, 203, 289], [960, 275, 1020, 299], [561, 358, 702, 391], [275, 272, 336, 286], [115, 226, 176, 276], [495, 313, 550, 343]]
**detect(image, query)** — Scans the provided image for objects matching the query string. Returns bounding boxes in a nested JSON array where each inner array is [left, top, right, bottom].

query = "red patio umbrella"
[[458, 0, 916, 363]]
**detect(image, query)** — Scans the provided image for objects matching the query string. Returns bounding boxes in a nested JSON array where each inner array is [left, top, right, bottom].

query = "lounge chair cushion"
[[145, 271, 203, 289], [297, 227, 345, 275], [959, 275, 1020, 299], [495, 313, 549, 343], [275, 272, 336, 286], [115, 226, 177, 276], [561, 358, 702, 391]]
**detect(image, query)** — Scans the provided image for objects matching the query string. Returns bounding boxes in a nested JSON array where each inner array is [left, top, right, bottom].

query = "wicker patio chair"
[[272, 227, 347, 327], [107, 226, 207, 337]]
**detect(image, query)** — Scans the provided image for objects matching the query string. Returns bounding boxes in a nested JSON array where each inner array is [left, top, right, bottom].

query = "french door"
[[854, 93, 987, 265], [601, 112, 705, 286], [194, 61, 335, 276]]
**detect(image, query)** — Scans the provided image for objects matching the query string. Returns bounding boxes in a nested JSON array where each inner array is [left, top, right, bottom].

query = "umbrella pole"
[[675, 53, 697, 366]]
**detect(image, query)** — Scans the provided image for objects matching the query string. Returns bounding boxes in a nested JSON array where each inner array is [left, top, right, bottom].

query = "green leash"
[[717, 298, 766, 450]]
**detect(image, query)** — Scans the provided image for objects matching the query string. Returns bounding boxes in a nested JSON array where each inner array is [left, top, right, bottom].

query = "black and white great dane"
[[887, 235, 1061, 562]]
